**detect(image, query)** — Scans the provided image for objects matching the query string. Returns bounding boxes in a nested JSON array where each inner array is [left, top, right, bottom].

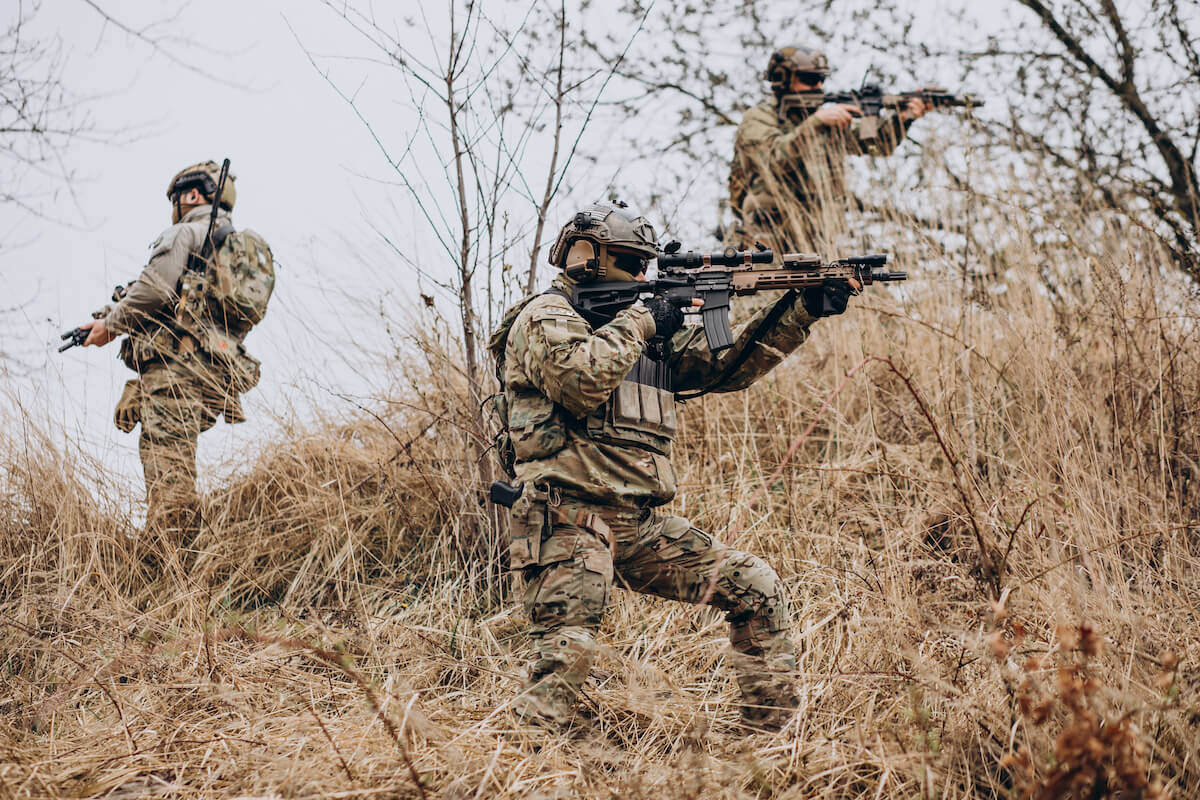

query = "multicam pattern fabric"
[[137, 364, 221, 539], [512, 501, 798, 729], [106, 206, 232, 340], [495, 275, 820, 729], [105, 204, 266, 538], [728, 99, 911, 252], [495, 276, 817, 507]]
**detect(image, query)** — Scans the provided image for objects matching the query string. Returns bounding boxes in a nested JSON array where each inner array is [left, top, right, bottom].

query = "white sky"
[[1, 1, 470, 492], [0, 0, 1002, 497]]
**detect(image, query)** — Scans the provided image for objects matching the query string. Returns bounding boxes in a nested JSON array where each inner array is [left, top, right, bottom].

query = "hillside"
[[2, 207, 1197, 798]]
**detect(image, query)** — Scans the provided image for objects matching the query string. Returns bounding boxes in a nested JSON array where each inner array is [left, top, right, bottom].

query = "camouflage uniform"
[[495, 271, 819, 730], [729, 99, 913, 255], [105, 204, 257, 538]]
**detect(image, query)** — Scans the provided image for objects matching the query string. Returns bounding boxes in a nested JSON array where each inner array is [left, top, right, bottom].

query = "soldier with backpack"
[[75, 160, 274, 543]]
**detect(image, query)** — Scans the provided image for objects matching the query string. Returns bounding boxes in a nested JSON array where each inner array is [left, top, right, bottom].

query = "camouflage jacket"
[[496, 276, 817, 507], [728, 98, 910, 224], [103, 204, 264, 383], [105, 205, 233, 338]]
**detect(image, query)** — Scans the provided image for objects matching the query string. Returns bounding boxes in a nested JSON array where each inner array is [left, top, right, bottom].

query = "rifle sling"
[[675, 289, 798, 401]]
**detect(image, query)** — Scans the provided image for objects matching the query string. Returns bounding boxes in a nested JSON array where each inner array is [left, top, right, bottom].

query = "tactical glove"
[[802, 280, 856, 318], [642, 295, 685, 340]]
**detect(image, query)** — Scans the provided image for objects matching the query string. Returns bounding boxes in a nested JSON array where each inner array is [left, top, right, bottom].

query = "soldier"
[[76, 161, 273, 545], [489, 202, 858, 733], [728, 44, 932, 254]]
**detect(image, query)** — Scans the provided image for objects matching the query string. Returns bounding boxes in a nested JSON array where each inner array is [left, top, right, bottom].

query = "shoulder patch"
[[525, 293, 576, 318], [518, 293, 592, 338], [148, 226, 182, 259]]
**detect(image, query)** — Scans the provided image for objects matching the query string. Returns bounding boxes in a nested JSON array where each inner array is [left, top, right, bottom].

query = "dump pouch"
[[113, 379, 142, 433], [228, 347, 261, 394], [221, 393, 248, 425], [507, 486, 550, 569]]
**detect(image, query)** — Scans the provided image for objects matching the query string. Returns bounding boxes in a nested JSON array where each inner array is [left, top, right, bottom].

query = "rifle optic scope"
[[658, 248, 774, 269]]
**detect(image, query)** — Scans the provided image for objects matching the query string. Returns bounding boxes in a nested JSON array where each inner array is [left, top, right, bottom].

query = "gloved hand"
[[801, 279, 856, 318], [642, 295, 685, 339]]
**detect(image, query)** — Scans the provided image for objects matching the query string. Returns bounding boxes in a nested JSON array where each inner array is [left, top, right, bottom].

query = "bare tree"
[[1, 0, 236, 238], [577, 0, 1199, 283], [303, 0, 650, 558], [573, 0, 951, 238], [962, 0, 1200, 277], [0, 1, 91, 229]]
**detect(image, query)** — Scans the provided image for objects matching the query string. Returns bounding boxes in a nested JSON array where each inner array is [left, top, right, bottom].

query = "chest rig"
[[540, 286, 680, 455], [585, 353, 678, 455]]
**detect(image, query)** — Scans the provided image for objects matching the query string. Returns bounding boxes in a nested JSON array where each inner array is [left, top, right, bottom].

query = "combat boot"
[[731, 651, 799, 733]]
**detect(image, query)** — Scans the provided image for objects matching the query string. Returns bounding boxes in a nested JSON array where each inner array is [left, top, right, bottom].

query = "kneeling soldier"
[[490, 202, 857, 732]]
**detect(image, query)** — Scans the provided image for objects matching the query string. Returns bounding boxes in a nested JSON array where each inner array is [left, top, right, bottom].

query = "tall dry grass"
[[2, 180, 1198, 798]]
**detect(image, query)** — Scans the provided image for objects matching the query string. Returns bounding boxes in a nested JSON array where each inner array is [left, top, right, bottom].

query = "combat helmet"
[[166, 161, 236, 212], [547, 201, 658, 282], [765, 45, 831, 96]]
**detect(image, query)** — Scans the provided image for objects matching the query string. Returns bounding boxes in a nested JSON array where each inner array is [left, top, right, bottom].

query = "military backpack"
[[201, 227, 275, 336], [175, 226, 274, 358], [486, 294, 540, 479]]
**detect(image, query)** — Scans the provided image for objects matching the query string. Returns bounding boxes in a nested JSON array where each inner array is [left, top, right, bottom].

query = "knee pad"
[[723, 551, 788, 627]]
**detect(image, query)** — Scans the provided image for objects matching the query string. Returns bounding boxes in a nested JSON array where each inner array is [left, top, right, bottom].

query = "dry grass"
[[2, 183, 1199, 798]]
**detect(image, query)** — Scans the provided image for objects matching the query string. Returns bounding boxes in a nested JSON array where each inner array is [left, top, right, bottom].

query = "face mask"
[[560, 239, 648, 284], [601, 263, 644, 283]]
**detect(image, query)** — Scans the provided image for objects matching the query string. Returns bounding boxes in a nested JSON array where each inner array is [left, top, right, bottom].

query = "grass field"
[[2, 193, 1197, 798]]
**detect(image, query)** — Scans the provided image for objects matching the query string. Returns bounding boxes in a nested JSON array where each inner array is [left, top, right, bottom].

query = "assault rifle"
[[57, 283, 134, 353], [490, 246, 905, 508], [778, 86, 981, 124], [567, 244, 906, 353]]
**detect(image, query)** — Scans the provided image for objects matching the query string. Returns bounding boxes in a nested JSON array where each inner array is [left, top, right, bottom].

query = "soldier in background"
[[77, 161, 272, 546], [728, 44, 932, 254], [489, 202, 859, 733]]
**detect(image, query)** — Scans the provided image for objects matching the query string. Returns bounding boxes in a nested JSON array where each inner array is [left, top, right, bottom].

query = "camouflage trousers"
[[117, 364, 223, 540], [511, 494, 797, 729]]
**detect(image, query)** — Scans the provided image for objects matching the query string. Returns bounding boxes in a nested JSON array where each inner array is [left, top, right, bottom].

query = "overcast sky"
[[0, 0, 992, 499], [1, 1, 475, 493]]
